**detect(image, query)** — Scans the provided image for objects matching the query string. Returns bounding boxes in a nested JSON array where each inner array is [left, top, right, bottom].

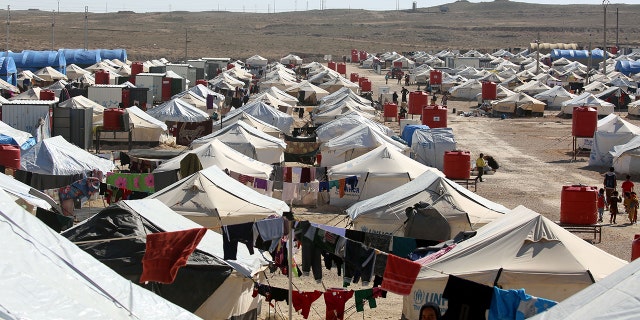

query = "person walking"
[[441, 92, 449, 106], [475, 153, 486, 182], [603, 167, 617, 208], [629, 192, 639, 224], [609, 190, 622, 224], [392, 91, 399, 104], [385, 73, 389, 85], [597, 188, 607, 223], [401, 86, 409, 103]]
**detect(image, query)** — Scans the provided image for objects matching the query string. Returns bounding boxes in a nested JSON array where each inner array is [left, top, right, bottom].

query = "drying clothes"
[[328, 180, 339, 190], [58, 177, 101, 201], [282, 182, 300, 202], [300, 167, 311, 183], [489, 287, 557, 320], [345, 229, 366, 243], [308, 181, 319, 192], [254, 178, 268, 190], [315, 223, 346, 237], [322, 252, 343, 276], [381, 254, 421, 295], [373, 251, 388, 277], [284, 167, 292, 182], [313, 228, 339, 253], [252, 284, 289, 305], [416, 244, 456, 266], [343, 239, 375, 286], [364, 232, 392, 251], [179, 153, 202, 178], [319, 181, 330, 192], [238, 174, 255, 185], [273, 166, 284, 189], [153, 170, 179, 192], [106, 173, 155, 193], [354, 288, 377, 312], [324, 288, 354, 320], [292, 290, 323, 319], [338, 178, 346, 198], [345, 176, 359, 190], [140, 228, 207, 284], [392, 236, 417, 259], [254, 218, 284, 252], [265, 180, 274, 197], [229, 171, 241, 181], [222, 222, 255, 260], [441, 275, 493, 320], [35, 207, 74, 232], [301, 232, 323, 281], [292, 167, 302, 183]]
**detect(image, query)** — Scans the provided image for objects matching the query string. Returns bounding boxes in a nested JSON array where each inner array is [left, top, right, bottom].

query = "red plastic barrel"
[[393, 61, 403, 69], [196, 79, 208, 86], [632, 234, 640, 261], [360, 80, 372, 92], [121, 89, 130, 108], [572, 107, 598, 138], [383, 103, 398, 121], [227, 63, 234, 70], [358, 77, 368, 87], [328, 61, 337, 71], [351, 53, 359, 63], [409, 91, 429, 115], [422, 105, 448, 128], [359, 50, 367, 61], [560, 185, 598, 225], [482, 82, 497, 100], [103, 109, 125, 130], [316, 153, 322, 166], [0, 144, 20, 170], [430, 70, 442, 85], [94, 69, 110, 85], [337, 63, 347, 75], [350, 73, 359, 83], [131, 62, 144, 76], [39, 89, 55, 100], [443, 151, 471, 179]]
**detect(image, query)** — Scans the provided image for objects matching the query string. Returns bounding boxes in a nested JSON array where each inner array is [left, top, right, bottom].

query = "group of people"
[[598, 167, 638, 224]]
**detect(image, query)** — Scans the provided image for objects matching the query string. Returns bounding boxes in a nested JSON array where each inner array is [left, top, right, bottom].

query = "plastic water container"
[[560, 185, 598, 225]]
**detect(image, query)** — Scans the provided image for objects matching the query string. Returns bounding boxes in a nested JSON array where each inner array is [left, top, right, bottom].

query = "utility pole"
[[52, 10, 55, 50], [602, 0, 609, 75], [184, 28, 188, 62], [616, 7, 619, 52], [535, 32, 540, 75], [5, 5, 9, 54], [84, 6, 88, 50]]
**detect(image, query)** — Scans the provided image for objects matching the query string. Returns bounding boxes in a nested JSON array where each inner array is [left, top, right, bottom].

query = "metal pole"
[[287, 218, 293, 320], [603, 0, 609, 75], [84, 6, 88, 50], [52, 10, 55, 50], [616, 7, 619, 51], [185, 28, 188, 63], [6, 5, 9, 54]]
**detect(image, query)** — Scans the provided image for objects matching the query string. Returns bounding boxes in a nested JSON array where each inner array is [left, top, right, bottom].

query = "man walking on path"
[[475, 153, 486, 182]]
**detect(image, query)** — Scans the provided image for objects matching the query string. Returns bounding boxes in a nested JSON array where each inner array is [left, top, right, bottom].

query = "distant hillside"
[[2, 2, 639, 62]]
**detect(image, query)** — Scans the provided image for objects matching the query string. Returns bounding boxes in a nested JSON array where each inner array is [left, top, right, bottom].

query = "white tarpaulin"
[[0, 189, 199, 320], [610, 135, 640, 175], [216, 111, 282, 138], [315, 112, 394, 143], [21, 136, 115, 175], [589, 114, 640, 167], [411, 128, 457, 170], [146, 98, 210, 123], [561, 92, 615, 116], [534, 85, 576, 108], [0, 120, 33, 148], [223, 101, 293, 133], [403, 206, 627, 320]]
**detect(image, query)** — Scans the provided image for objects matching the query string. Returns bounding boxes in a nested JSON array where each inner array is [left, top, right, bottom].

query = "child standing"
[[609, 190, 622, 224], [629, 192, 639, 224], [597, 188, 607, 223]]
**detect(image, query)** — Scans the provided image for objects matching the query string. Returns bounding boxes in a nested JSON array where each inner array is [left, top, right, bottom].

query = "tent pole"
[[287, 217, 294, 320]]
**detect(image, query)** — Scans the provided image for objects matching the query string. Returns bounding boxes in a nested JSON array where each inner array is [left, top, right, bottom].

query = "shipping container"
[[87, 85, 126, 108], [52, 107, 93, 149], [135, 73, 164, 104], [1, 100, 57, 139]]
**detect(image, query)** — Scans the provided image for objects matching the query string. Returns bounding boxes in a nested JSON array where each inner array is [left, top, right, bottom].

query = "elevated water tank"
[[0, 144, 20, 169], [560, 185, 598, 225], [572, 107, 598, 138], [103, 108, 125, 131], [409, 91, 429, 115], [443, 151, 471, 180], [337, 63, 347, 75], [430, 70, 442, 85], [94, 69, 110, 85], [422, 105, 447, 128], [482, 82, 497, 100], [383, 103, 398, 122], [39, 89, 56, 100]]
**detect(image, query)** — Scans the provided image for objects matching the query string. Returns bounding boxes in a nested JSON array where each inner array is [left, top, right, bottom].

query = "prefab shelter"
[[0, 190, 199, 320], [402, 205, 627, 320], [411, 128, 457, 170], [191, 120, 286, 165], [1, 100, 56, 141], [154, 138, 274, 179], [320, 124, 410, 167], [147, 166, 289, 228], [346, 170, 507, 238], [327, 145, 434, 207], [588, 114, 640, 166]]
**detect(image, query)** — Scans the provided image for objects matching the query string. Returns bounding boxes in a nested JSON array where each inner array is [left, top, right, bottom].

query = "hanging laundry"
[[282, 182, 299, 202], [373, 251, 388, 277], [343, 239, 375, 286], [222, 222, 256, 260], [254, 218, 284, 252], [106, 173, 155, 192], [300, 167, 311, 183], [252, 284, 289, 306], [345, 176, 359, 190], [292, 290, 323, 319], [266, 180, 274, 197], [489, 287, 557, 320], [140, 228, 207, 284], [392, 236, 417, 259], [354, 288, 378, 312], [338, 178, 346, 198], [253, 178, 268, 190], [58, 177, 101, 201], [319, 181, 330, 192], [284, 167, 292, 182], [292, 167, 302, 183], [364, 232, 392, 251], [238, 174, 255, 186], [345, 229, 366, 243], [324, 288, 354, 320], [441, 275, 493, 320], [313, 228, 339, 253], [381, 254, 421, 295]]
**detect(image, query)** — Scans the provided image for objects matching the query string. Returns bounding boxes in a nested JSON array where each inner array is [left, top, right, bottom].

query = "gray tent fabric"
[[20, 136, 115, 175], [404, 202, 452, 241], [411, 128, 457, 170]]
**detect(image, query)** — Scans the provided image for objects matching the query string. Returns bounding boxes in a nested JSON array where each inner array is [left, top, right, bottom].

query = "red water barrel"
[[103, 108, 125, 130], [328, 61, 337, 71], [162, 78, 172, 101], [0, 144, 20, 170], [121, 89, 130, 108], [443, 151, 471, 179], [632, 234, 640, 261], [131, 62, 143, 76], [358, 77, 368, 87], [422, 105, 448, 128], [350, 73, 359, 83], [196, 79, 208, 86], [351, 49, 358, 55], [393, 61, 403, 69], [383, 103, 398, 121], [572, 107, 598, 138], [95, 69, 110, 85], [361, 80, 372, 92], [316, 153, 322, 166], [430, 70, 442, 85], [611, 46, 618, 55], [351, 53, 359, 63], [560, 185, 598, 225], [482, 82, 497, 100], [359, 50, 367, 60], [337, 63, 347, 75], [39, 89, 55, 100], [409, 91, 429, 115]]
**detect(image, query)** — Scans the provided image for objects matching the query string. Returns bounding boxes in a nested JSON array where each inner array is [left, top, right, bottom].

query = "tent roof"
[[218, 111, 282, 136], [321, 124, 409, 155], [0, 172, 56, 210], [192, 120, 286, 149], [147, 98, 210, 122], [534, 85, 576, 100], [34, 66, 68, 81], [329, 144, 433, 179], [154, 138, 273, 179], [57, 95, 105, 115], [562, 92, 616, 108], [0, 120, 32, 147], [21, 136, 115, 175], [222, 101, 293, 133], [0, 189, 199, 320], [127, 105, 168, 131], [147, 166, 289, 229], [315, 112, 394, 143]]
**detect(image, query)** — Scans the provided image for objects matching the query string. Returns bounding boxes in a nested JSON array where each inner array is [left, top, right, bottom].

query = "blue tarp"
[[550, 49, 605, 60], [62, 49, 101, 67], [401, 124, 429, 146], [0, 56, 17, 86], [100, 49, 127, 62], [1, 50, 67, 74], [615, 60, 640, 76]]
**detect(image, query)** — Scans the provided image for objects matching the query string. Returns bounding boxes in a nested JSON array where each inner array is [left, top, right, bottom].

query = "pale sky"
[[7, 0, 639, 13]]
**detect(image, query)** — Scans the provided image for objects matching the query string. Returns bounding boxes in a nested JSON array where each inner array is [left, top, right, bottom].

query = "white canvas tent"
[[312, 99, 377, 124], [246, 55, 268, 67], [147, 98, 210, 123], [491, 92, 546, 114], [216, 111, 282, 138], [191, 121, 286, 164], [448, 79, 482, 100], [57, 95, 105, 126], [34, 66, 68, 81], [346, 170, 507, 237], [147, 166, 289, 228], [534, 85, 577, 108], [222, 101, 293, 133], [285, 80, 330, 104], [320, 124, 410, 167], [0, 172, 58, 211], [154, 138, 274, 179], [610, 135, 640, 175], [411, 128, 457, 170], [531, 258, 640, 320], [315, 112, 394, 143], [21, 136, 115, 175], [628, 99, 640, 116], [279, 54, 303, 65], [561, 92, 615, 116], [402, 206, 627, 320], [100, 106, 168, 143], [589, 114, 640, 166], [0, 189, 199, 320], [328, 145, 434, 207]]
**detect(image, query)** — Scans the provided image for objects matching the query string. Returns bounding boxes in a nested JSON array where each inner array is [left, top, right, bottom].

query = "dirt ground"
[[255, 62, 640, 320]]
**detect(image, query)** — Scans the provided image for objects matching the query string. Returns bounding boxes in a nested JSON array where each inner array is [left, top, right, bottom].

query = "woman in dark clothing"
[[420, 302, 442, 320]]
